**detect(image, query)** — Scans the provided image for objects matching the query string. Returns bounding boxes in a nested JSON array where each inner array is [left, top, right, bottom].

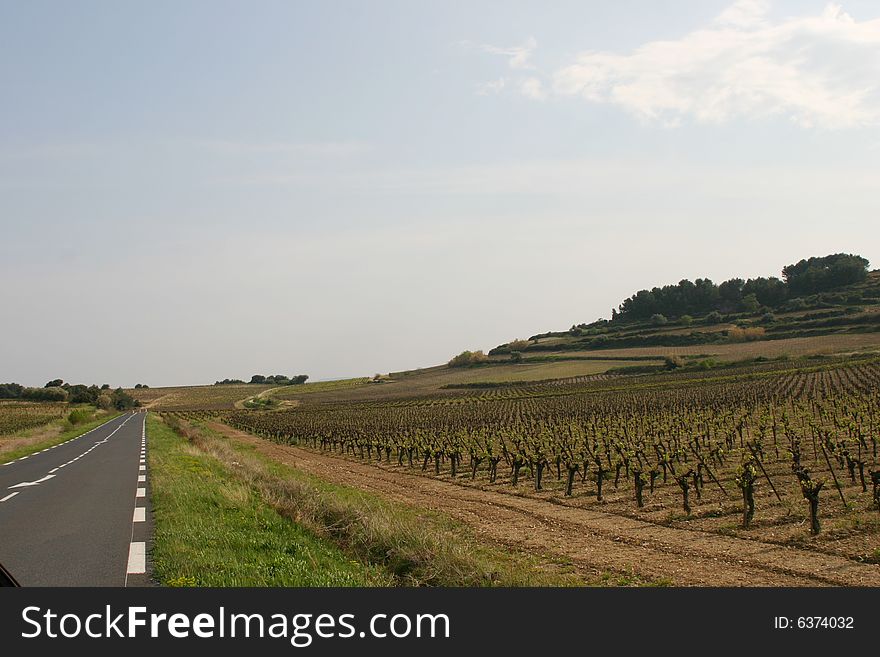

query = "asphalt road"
[[0, 411, 150, 586]]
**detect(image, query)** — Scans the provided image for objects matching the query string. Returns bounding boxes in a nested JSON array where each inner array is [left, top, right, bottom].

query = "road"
[[0, 412, 150, 586]]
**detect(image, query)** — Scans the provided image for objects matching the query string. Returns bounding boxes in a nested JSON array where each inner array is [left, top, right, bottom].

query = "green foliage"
[[783, 253, 869, 296], [613, 253, 867, 323], [448, 350, 489, 367], [67, 408, 94, 425], [111, 387, 139, 410]]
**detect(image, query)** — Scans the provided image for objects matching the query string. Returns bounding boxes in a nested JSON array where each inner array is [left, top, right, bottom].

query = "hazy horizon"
[[3, 0, 880, 388]]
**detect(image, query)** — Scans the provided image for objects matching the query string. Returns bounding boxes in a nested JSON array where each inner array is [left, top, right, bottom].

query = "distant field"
[[436, 360, 661, 384], [270, 378, 371, 400], [545, 332, 880, 361], [129, 384, 275, 410]]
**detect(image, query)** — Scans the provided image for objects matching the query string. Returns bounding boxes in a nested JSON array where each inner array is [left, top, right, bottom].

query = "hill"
[[486, 254, 880, 365]]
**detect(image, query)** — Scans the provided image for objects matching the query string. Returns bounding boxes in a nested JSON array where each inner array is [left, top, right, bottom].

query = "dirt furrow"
[[210, 422, 880, 587]]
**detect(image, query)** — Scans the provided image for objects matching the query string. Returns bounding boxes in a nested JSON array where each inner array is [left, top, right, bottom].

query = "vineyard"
[[0, 402, 68, 436], [172, 356, 880, 576], [128, 384, 276, 410]]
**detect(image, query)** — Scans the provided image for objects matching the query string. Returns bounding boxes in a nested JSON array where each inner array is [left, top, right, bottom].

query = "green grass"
[[0, 409, 122, 464], [147, 414, 391, 587], [167, 415, 587, 586]]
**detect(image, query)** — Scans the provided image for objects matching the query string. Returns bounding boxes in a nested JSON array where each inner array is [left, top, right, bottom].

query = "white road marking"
[[0, 492, 19, 502], [127, 542, 146, 574], [138, 474, 146, 482], [8, 474, 56, 489], [136, 487, 146, 497], [49, 467, 59, 473], [133, 507, 146, 522], [139, 465, 146, 471]]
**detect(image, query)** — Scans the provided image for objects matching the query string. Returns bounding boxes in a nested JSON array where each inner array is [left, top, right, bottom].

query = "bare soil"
[[209, 421, 880, 587]]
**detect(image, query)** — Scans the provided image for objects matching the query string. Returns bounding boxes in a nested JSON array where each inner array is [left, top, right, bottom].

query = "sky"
[[2, 0, 880, 387]]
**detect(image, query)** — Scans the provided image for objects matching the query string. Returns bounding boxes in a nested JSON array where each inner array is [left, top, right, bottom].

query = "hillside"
[[486, 258, 880, 366]]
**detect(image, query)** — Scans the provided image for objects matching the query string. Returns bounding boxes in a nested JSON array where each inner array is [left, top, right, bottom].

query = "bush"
[[448, 350, 489, 367], [68, 408, 94, 425], [510, 351, 523, 363], [22, 386, 68, 402], [727, 326, 766, 342], [664, 355, 684, 370], [761, 312, 776, 324], [650, 314, 668, 326], [679, 315, 693, 326], [705, 311, 723, 325]]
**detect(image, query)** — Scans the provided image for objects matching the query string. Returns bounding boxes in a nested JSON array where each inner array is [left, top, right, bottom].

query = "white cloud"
[[519, 77, 547, 101], [479, 36, 537, 70], [476, 77, 507, 96], [548, 1, 880, 128]]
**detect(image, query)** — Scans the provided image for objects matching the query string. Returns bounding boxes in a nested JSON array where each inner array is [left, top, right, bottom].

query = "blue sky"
[[2, 1, 879, 386]]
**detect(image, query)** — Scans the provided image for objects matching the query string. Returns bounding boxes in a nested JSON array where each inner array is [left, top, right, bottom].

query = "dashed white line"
[[126, 542, 146, 574], [8, 474, 56, 489], [0, 492, 19, 502], [136, 487, 146, 498], [133, 507, 146, 522]]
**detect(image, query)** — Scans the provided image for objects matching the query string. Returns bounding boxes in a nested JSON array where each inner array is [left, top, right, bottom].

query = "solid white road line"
[[133, 507, 146, 522], [0, 492, 19, 502], [127, 542, 146, 574]]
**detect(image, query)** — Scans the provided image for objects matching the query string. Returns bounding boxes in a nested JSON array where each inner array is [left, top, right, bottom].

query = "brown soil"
[[208, 421, 880, 587]]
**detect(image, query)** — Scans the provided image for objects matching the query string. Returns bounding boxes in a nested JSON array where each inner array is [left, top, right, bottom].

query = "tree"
[[250, 375, 267, 384], [111, 388, 139, 410], [44, 379, 64, 388], [650, 313, 668, 326], [290, 375, 309, 385], [0, 383, 24, 399], [783, 254, 869, 296], [741, 293, 760, 313]]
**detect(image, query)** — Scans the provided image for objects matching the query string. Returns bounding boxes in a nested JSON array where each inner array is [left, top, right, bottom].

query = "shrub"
[[705, 311, 723, 325], [448, 350, 489, 367], [651, 314, 668, 326], [679, 315, 693, 326], [510, 351, 523, 363], [68, 408, 93, 425], [22, 386, 68, 402], [727, 326, 766, 342], [664, 355, 683, 370]]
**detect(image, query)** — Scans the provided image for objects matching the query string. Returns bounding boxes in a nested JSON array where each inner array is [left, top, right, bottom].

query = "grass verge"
[[147, 414, 390, 586], [0, 409, 122, 464], [159, 414, 586, 586]]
